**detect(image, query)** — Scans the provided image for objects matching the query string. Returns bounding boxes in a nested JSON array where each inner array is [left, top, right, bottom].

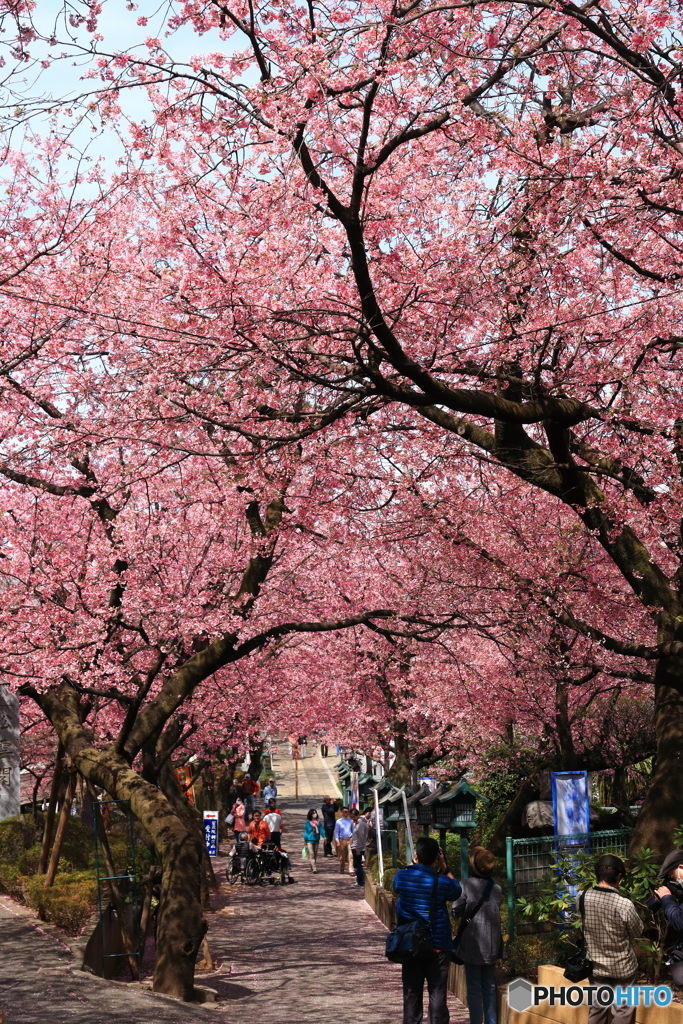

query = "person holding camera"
[[583, 855, 643, 1024], [393, 837, 462, 1024], [649, 848, 683, 985]]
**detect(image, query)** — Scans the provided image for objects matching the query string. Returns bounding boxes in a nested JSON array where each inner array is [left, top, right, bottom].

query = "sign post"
[[401, 789, 414, 864], [551, 771, 590, 838], [551, 770, 590, 908], [292, 744, 300, 798], [374, 785, 384, 882], [203, 810, 219, 857], [0, 684, 20, 822]]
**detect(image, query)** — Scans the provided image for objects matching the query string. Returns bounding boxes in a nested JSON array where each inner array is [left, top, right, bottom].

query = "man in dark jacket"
[[393, 836, 462, 1024], [651, 848, 683, 985], [321, 796, 337, 857]]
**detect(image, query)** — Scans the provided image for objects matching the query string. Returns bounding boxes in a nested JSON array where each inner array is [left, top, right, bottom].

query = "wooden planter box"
[[365, 873, 397, 931]]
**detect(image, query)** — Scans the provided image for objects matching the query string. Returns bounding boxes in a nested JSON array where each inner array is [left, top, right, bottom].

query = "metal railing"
[[505, 828, 633, 941], [92, 798, 141, 978]]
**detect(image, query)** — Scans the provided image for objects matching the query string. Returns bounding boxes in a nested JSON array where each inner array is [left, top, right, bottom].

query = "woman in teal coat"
[[303, 808, 325, 873]]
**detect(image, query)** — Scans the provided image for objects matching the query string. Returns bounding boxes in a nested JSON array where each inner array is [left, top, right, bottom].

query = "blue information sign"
[[203, 810, 219, 856]]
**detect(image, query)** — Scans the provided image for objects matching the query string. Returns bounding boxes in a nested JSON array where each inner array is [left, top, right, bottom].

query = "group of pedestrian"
[[227, 775, 282, 844], [288, 734, 308, 757], [580, 848, 683, 1024], [223, 760, 683, 1024], [393, 842, 683, 1024], [301, 799, 372, 888]]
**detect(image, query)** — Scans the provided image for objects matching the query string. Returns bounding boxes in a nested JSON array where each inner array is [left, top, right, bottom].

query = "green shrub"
[[382, 867, 399, 890], [41, 894, 93, 935], [0, 812, 149, 936], [58, 818, 93, 870], [0, 862, 30, 901], [17, 845, 43, 876], [101, 836, 151, 891], [505, 935, 559, 979], [0, 819, 30, 862], [1, 815, 94, 873], [25, 871, 98, 935]]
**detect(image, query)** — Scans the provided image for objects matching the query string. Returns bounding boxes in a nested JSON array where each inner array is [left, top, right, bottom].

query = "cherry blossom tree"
[[0, 223, 407, 994], [50, 0, 677, 855], [0, 0, 681, 864]]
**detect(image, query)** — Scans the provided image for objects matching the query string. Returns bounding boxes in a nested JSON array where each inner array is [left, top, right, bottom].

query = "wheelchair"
[[226, 836, 261, 885], [226, 837, 293, 886], [259, 842, 292, 886]]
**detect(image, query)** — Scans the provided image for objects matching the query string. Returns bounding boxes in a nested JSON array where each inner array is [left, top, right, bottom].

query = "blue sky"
[[5, 0, 236, 172]]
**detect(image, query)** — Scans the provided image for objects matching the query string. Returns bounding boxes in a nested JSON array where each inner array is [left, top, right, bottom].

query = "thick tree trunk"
[[154, 824, 206, 998], [27, 697, 206, 1000], [246, 738, 263, 781], [158, 758, 217, 903], [388, 729, 411, 786], [629, 655, 683, 859]]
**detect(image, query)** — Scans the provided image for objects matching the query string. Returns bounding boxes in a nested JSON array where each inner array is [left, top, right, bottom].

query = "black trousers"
[[352, 850, 365, 885], [402, 951, 450, 1024], [324, 824, 334, 855]]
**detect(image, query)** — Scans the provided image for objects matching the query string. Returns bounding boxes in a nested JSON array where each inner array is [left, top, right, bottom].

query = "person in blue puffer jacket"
[[393, 836, 462, 1024]]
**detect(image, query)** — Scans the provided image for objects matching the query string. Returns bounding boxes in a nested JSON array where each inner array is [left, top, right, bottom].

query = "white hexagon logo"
[[508, 977, 534, 1013]]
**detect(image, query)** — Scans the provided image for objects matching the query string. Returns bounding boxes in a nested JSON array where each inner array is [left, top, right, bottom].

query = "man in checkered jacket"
[[583, 855, 643, 1024]]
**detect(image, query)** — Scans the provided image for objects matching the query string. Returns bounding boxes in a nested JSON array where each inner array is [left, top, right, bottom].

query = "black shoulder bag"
[[385, 872, 439, 964], [451, 878, 494, 965], [564, 890, 593, 982]]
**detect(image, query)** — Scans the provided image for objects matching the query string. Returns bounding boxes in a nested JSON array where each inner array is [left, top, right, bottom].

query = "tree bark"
[[629, 655, 683, 858], [45, 769, 75, 886], [157, 756, 217, 904], [39, 742, 64, 874], [153, 825, 206, 997], [388, 729, 411, 786], [138, 864, 157, 954], [246, 737, 263, 782]]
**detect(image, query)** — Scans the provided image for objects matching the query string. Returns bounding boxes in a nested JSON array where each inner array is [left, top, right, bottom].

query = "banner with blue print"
[[551, 771, 590, 837]]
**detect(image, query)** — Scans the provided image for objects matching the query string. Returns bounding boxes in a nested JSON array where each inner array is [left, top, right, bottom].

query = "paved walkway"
[[203, 799, 468, 1022], [0, 792, 468, 1022], [0, 898, 210, 1023], [270, 742, 342, 798]]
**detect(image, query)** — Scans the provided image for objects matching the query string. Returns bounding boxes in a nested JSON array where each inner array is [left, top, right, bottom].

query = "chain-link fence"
[[505, 828, 633, 940]]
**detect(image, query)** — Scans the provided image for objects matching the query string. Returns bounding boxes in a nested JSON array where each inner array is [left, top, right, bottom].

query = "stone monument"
[[0, 684, 20, 820]]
